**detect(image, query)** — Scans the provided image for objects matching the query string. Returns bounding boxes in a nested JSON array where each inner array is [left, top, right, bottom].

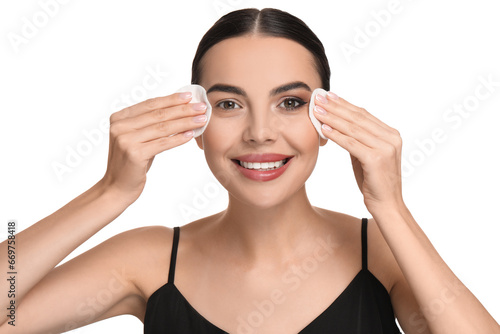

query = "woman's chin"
[[228, 190, 293, 211]]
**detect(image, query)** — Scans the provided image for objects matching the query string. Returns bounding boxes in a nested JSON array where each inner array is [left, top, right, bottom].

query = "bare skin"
[[0, 35, 498, 334]]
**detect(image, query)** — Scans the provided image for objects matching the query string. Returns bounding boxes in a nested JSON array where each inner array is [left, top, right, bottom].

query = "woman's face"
[[195, 35, 327, 208]]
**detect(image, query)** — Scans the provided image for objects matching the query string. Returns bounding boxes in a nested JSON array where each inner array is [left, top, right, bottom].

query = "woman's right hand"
[[0, 93, 207, 331], [100, 92, 207, 202]]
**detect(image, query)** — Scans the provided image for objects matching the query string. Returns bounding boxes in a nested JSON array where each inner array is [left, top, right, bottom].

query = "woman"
[[0, 7, 498, 334]]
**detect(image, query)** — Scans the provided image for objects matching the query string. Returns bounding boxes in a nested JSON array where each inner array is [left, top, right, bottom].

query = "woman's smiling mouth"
[[231, 153, 294, 181], [238, 159, 287, 171]]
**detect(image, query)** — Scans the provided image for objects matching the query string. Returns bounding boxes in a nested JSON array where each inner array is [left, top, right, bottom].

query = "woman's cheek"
[[288, 114, 320, 146], [203, 117, 235, 149]]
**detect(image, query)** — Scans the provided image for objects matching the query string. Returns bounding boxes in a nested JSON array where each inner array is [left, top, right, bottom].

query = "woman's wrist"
[[94, 177, 141, 208], [366, 198, 408, 221]]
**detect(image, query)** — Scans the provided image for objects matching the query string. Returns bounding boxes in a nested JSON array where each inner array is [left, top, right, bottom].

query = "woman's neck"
[[214, 184, 325, 264]]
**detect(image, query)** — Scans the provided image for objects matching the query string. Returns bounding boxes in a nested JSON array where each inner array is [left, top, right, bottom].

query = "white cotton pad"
[[176, 84, 212, 138], [309, 88, 328, 140]]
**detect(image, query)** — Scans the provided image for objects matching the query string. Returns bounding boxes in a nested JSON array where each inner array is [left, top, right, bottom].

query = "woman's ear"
[[195, 135, 204, 150], [319, 136, 328, 147]]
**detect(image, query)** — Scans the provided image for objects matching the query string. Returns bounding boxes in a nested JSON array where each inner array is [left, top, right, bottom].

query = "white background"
[[1, 0, 499, 332]]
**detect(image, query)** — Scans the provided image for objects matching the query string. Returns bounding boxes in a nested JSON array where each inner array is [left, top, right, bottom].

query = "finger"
[[314, 107, 387, 149], [139, 131, 197, 158], [316, 95, 397, 144], [324, 93, 395, 132], [110, 92, 193, 123], [314, 98, 392, 144], [321, 124, 367, 160], [119, 114, 207, 144], [112, 101, 207, 134], [329, 97, 402, 146]]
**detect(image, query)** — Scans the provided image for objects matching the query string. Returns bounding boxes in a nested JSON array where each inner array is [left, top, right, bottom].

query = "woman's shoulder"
[[117, 217, 221, 299], [108, 225, 175, 268], [103, 225, 176, 301], [313, 206, 366, 235], [112, 225, 175, 253], [314, 207, 401, 293]]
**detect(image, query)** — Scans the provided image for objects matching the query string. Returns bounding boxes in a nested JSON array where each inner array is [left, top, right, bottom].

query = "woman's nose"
[[242, 108, 282, 144]]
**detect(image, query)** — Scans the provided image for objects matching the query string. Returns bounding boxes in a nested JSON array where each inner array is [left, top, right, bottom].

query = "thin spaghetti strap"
[[361, 218, 368, 270], [168, 226, 180, 284]]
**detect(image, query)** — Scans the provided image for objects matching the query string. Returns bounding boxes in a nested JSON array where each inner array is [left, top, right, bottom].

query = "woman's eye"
[[216, 100, 241, 110], [279, 98, 306, 111]]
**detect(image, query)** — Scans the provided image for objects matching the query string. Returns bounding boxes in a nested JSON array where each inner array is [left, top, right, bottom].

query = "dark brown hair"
[[191, 8, 331, 91]]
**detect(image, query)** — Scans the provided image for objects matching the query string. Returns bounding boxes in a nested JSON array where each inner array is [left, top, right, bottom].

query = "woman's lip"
[[233, 153, 293, 163], [232, 157, 293, 182]]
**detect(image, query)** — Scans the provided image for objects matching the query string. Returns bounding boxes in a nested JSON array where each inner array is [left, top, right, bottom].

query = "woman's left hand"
[[313, 92, 404, 214]]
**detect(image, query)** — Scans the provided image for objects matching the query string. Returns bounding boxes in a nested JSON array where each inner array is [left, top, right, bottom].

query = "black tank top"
[[144, 218, 401, 333]]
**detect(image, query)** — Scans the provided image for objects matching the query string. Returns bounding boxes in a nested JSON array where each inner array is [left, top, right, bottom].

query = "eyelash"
[[279, 97, 307, 111], [216, 100, 241, 110], [215, 97, 307, 111]]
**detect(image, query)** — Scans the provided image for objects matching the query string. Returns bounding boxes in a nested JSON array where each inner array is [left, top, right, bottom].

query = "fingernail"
[[192, 102, 207, 111], [327, 91, 339, 100], [193, 114, 207, 123], [314, 106, 327, 115], [322, 124, 333, 132], [184, 130, 194, 137], [179, 92, 192, 100], [315, 94, 327, 104]]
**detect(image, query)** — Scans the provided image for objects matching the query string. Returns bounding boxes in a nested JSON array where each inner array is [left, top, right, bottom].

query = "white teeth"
[[239, 159, 287, 170]]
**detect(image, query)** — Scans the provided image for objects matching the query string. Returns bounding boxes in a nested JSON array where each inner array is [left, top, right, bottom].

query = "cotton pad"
[[309, 88, 328, 139], [176, 84, 212, 138]]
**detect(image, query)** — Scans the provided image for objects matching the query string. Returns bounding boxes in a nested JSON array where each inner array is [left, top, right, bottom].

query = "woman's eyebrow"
[[206, 81, 311, 97], [270, 81, 311, 96], [206, 84, 247, 97]]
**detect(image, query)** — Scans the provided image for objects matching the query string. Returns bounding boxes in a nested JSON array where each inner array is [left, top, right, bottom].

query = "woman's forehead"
[[199, 35, 321, 91]]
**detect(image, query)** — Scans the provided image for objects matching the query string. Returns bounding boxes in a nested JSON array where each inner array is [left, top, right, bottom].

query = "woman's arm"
[[0, 180, 131, 327], [371, 203, 499, 334], [0, 224, 171, 334], [312, 91, 499, 333], [0, 92, 206, 331]]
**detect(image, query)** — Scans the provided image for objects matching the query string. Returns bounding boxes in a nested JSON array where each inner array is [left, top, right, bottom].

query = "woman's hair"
[[191, 8, 331, 91]]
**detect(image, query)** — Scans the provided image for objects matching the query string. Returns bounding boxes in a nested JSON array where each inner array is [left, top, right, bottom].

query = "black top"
[[144, 218, 401, 333]]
